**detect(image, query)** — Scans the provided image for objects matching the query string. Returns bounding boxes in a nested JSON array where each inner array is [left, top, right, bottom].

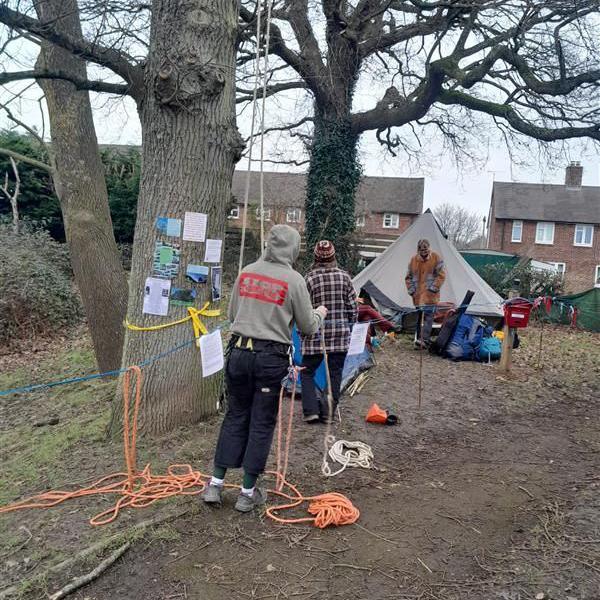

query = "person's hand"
[[315, 305, 328, 320]]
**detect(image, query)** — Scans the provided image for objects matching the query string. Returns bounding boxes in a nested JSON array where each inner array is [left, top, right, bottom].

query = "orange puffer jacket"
[[405, 251, 446, 307]]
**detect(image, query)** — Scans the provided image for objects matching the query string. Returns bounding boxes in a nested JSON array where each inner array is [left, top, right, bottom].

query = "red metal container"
[[504, 300, 532, 328]]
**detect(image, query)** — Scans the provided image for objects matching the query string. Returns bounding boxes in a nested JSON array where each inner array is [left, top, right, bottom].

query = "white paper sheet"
[[204, 239, 223, 263], [142, 277, 171, 316], [182, 212, 207, 242], [347, 322, 370, 355], [200, 329, 224, 377]]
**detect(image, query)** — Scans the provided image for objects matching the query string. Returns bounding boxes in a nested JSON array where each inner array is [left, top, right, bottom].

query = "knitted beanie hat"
[[314, 240, 336, 262]]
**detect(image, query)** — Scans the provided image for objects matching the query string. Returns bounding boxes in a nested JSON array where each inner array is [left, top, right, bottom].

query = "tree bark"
[[111, 0, 243, 435], [34, 0, 128, 373]]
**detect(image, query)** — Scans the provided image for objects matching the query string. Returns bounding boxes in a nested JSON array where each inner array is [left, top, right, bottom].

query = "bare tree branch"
[[0, 69, 131, 95]]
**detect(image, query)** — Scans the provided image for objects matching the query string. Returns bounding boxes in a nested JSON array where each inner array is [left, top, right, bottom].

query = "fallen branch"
[[49, 542, 130, 600], [0, 508, 190, 599]]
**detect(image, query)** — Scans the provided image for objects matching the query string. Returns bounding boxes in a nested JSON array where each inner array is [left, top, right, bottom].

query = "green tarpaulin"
[[460, 251, 519, 271], [548, 288, 600, 332]]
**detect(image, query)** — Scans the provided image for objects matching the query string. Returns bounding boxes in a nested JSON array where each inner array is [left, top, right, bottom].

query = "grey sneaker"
[[304, 414, 320, 424], [202, 484, 223, 506], [234, 488, 267, 513]]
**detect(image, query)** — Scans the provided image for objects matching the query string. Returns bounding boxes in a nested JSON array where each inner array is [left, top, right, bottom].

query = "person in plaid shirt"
[[301, 240, 358, 424]]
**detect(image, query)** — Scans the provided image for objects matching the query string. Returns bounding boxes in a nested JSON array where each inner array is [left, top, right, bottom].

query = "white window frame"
[[286, 208, 302, 223], [356, 214, 366, 228], [255, 207, 271, 221], [595, 265, 600, 288], [573, 224, 594, 247], [548, 262, 566, 277], [383, 213, 400, 229], [511, 220, 523, 243], [228, 205, 240, 220], [535, 221, 555, 245]]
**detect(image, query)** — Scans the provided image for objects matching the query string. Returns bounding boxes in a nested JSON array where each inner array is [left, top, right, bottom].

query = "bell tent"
[[353, 210, 504, 318]]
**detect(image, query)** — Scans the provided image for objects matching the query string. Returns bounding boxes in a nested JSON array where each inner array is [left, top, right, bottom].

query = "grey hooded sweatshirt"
[[228, 225, 324, 345]]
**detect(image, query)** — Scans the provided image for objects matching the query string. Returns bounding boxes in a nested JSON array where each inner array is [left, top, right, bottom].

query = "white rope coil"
[[322, 439, 374, 477]]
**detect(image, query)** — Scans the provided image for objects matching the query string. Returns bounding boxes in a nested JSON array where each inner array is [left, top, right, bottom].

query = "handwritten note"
[[347, 322, 370, 355], [204, 239, 223, 263], [200, 329, 225, 377], [182, 212, 207, 242]]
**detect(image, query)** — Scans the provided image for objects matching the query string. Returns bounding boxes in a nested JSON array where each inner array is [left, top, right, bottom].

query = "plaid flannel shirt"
[[301, 266, 358, 355]]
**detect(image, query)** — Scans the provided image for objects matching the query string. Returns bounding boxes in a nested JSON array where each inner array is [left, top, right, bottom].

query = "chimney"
[[565, 161, 583, 189]]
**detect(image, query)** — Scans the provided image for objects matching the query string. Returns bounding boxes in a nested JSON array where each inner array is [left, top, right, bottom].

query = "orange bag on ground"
[[366, 403, 388, 424]]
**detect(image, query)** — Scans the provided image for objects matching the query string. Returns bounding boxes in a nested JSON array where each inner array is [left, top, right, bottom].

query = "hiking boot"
[[202, 484, 223, 506], [234, 488, 267, 513], [304, 414, 320, 424]]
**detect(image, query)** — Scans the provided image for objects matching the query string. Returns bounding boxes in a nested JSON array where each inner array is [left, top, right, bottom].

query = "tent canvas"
[[353, 210, 504, 318]]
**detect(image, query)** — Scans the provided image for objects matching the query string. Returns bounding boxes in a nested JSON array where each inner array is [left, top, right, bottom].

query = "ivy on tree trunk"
[[305, 115, 361, 270]]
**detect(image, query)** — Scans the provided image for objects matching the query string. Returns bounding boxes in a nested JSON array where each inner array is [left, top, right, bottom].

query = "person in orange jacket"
[[405, 239, 446, 348]]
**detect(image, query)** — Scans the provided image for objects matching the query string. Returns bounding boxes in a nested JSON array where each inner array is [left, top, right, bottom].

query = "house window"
[[286, 208, 302, 223], [535, 222, 555, 245], [574, 224, 594, 247], [228, 205, 240, 219], [383, 213, 399, 229], [595, 265, 600, 288], [255, 207, 271, 221], [511, 220, 523, 243], [356, 215, 366, 228], [548, 262, 566, 277]]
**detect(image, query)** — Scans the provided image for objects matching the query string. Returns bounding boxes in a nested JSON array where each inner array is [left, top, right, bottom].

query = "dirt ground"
[[1, 324, 599, 600]]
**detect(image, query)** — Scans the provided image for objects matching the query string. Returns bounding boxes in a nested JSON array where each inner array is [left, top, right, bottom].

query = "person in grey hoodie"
[[203, 225, 327, 513]]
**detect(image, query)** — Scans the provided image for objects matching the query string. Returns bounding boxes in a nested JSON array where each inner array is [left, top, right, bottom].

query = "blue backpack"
[[445, 314, 485, 361], [478, 336, 502, 361]]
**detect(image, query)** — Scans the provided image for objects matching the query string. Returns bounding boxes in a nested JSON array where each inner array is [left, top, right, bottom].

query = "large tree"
[[236, 0, 600, 258], [0, 0, 243, 433]]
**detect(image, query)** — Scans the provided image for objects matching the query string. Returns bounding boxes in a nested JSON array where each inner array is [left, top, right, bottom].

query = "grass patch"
[[0, 408, 109, 504]]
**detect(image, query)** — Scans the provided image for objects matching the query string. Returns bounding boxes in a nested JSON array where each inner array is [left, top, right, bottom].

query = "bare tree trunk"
[[111, 0, 243, 434], [34, 0, 128, 373], [1, 156, 20, 233]]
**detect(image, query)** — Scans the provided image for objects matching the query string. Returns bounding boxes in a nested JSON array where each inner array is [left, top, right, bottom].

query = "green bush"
[[0, 225, 82, 346], [477, 262, 564, 298]]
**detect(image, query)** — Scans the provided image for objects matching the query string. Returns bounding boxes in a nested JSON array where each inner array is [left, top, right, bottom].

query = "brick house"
[[487, 163, 600, 292], [228, 170, 423, 258]]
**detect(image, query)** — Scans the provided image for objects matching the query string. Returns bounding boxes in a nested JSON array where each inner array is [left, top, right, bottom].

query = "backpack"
[[445, 314, 485, 361], [478, 336, 502, 361]]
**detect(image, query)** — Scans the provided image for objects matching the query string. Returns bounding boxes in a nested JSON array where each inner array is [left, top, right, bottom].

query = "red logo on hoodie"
[[239, 273, 288, 306]]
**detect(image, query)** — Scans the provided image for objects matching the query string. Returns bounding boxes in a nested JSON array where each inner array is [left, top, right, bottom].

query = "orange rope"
[[0, 366, 359, 528]]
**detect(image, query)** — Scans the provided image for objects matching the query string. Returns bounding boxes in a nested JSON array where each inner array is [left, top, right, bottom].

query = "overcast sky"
[[3, 79, 599, 222]]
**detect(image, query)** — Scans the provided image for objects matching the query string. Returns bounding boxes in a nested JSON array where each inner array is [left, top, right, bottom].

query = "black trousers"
[[416, 308, 435, 344], [214, 344, 289, 476], [300, 352, 347, 417]]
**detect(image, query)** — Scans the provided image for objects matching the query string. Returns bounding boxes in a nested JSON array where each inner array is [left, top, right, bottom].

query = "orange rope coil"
[[0, 366, 359, 528]]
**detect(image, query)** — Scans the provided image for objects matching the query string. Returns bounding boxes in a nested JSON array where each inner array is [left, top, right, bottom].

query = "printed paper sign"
[[203, 239, 223, 263], [170, 287, 197, 306], [200, 329, 224, 377], [153, 241, 180, 278], [156, 217, 182, 237], [211, 266, 222, 302], [142, 277, 171, 316], [186, 264, 209, 283], [182, 212, 207, 242], [347, 322, 370, 356]]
